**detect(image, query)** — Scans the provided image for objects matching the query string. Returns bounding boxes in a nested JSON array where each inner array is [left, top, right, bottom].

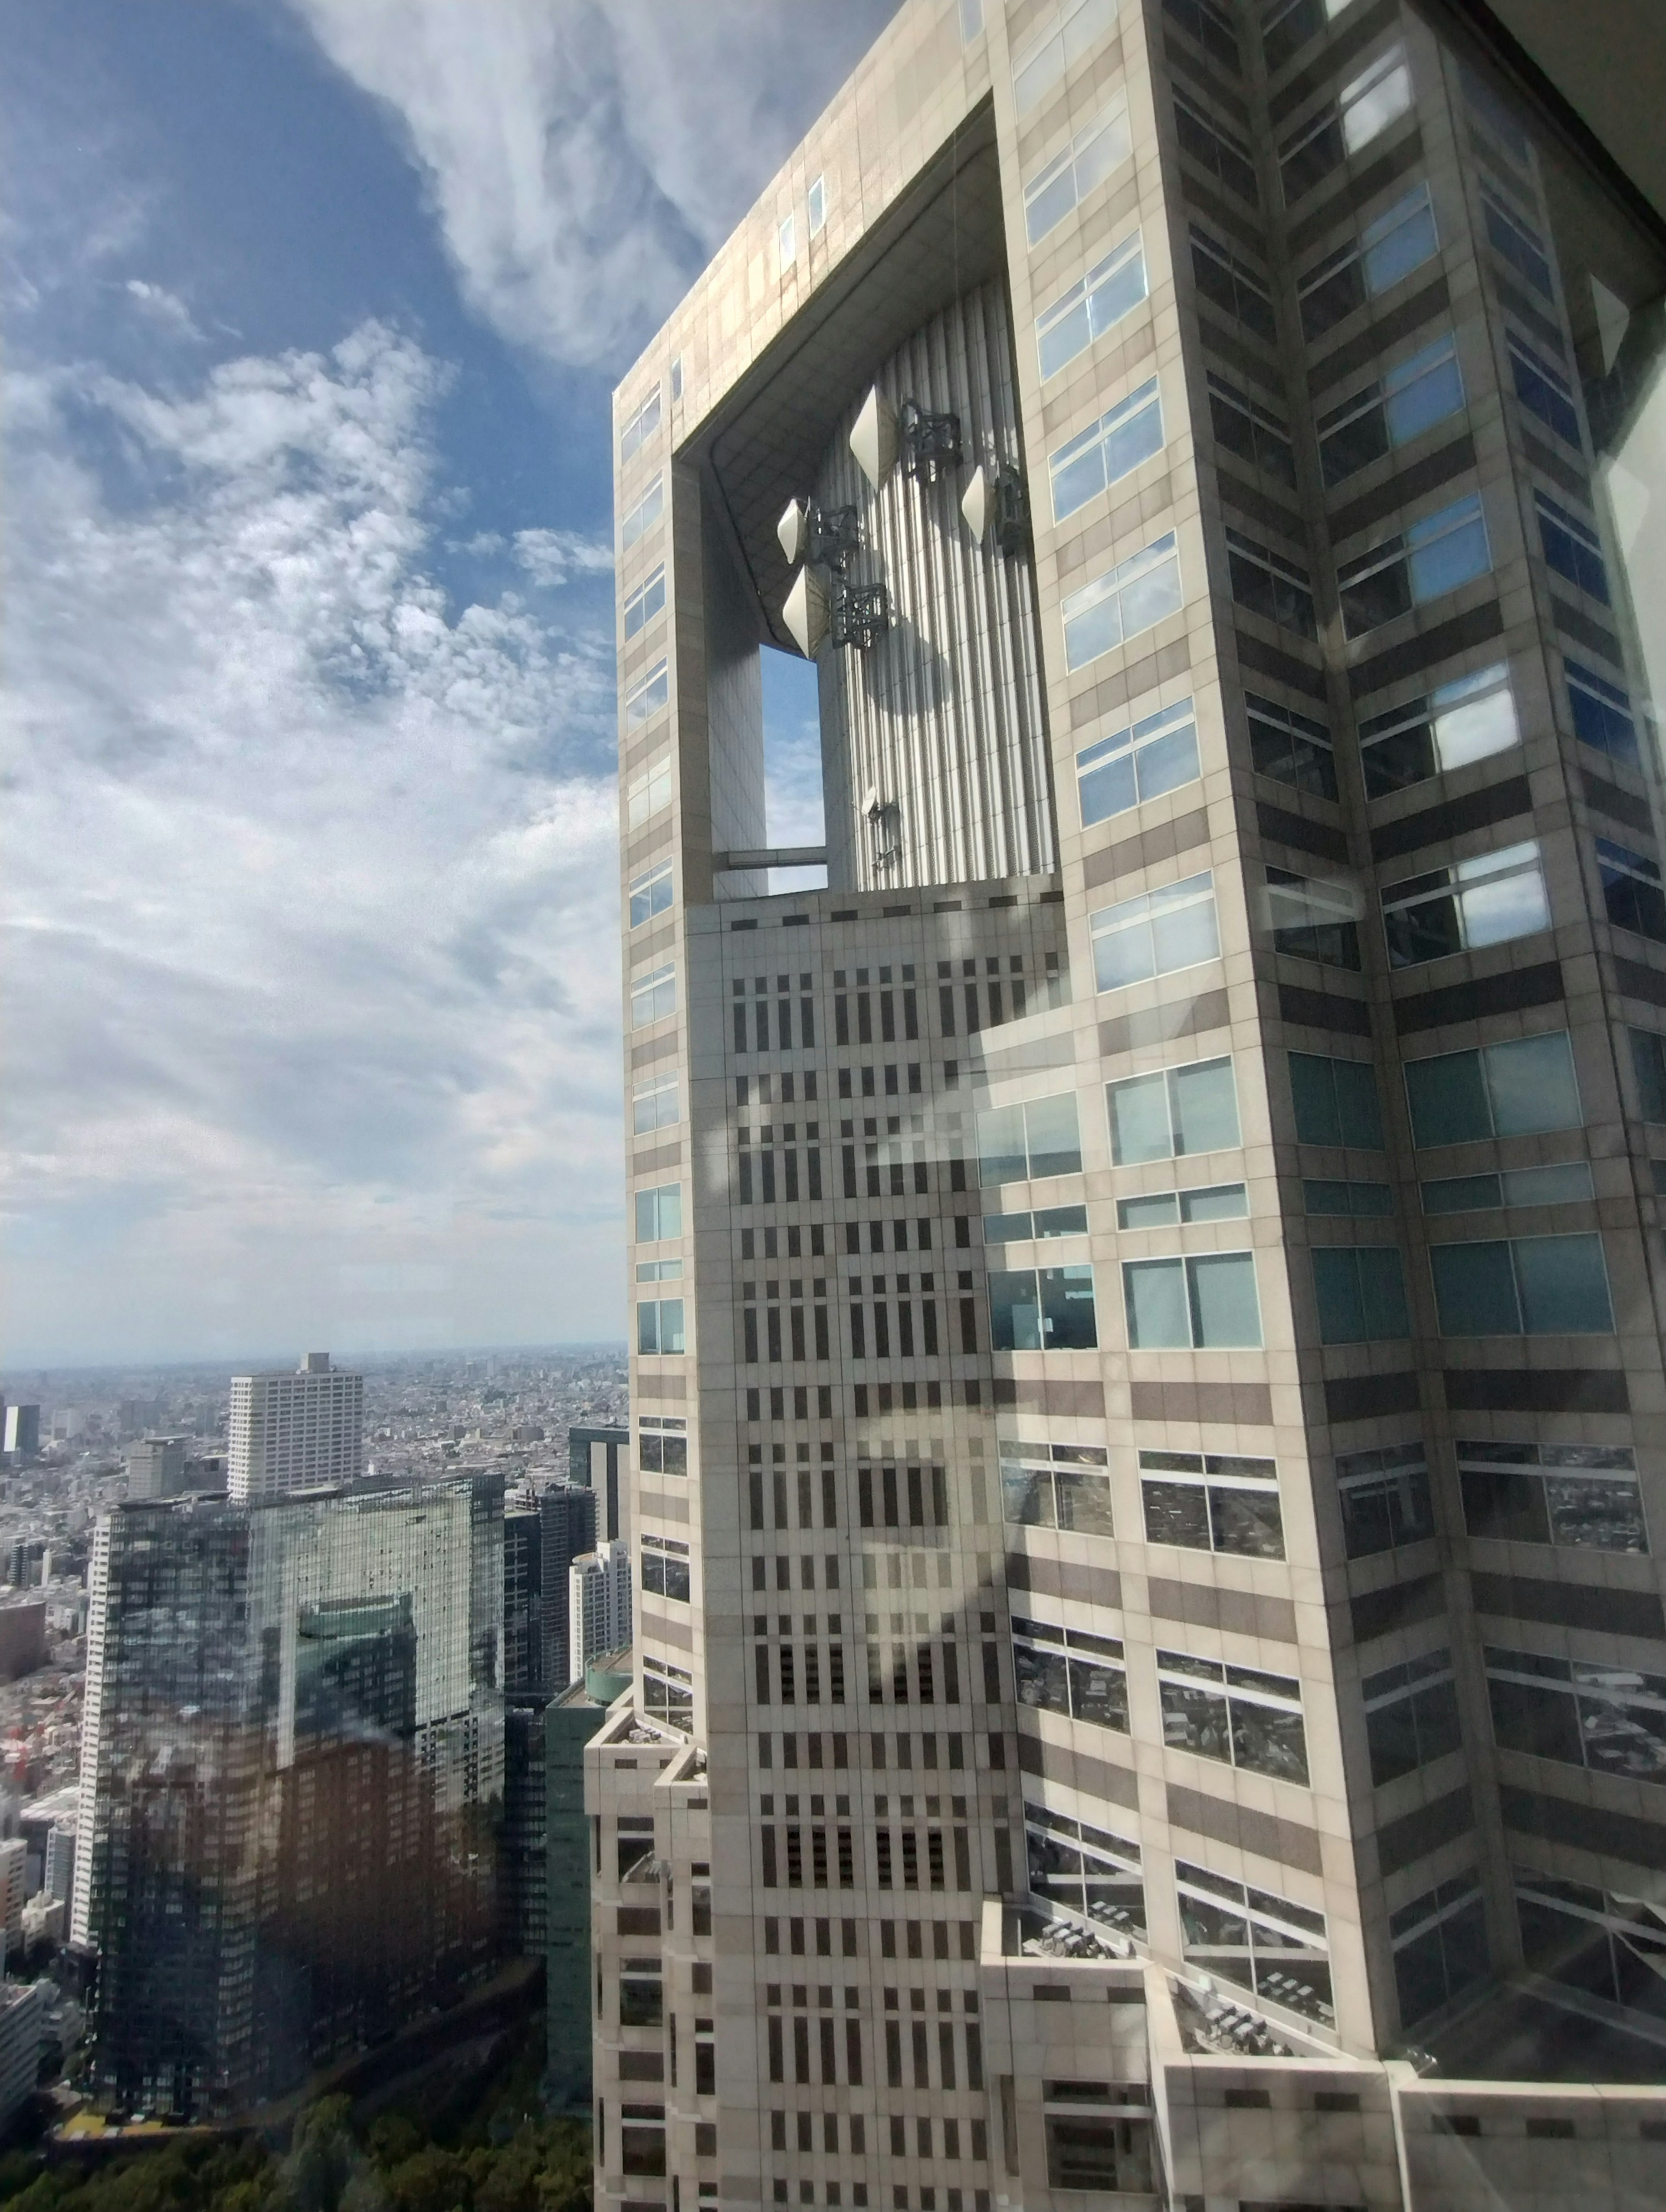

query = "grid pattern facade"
[[594, 2, 1666, 2208], [227, 1361, 364, 1503]]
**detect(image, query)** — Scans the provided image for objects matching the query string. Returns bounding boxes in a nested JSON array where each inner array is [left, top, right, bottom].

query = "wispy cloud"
[[5, 321, 623, 1361], [284, 0, 900, 372]]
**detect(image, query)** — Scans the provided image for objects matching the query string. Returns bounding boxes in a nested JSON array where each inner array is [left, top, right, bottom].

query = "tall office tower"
[[541, 1481, 600, 1691], [71, 1476, 503, 2117], [570, 1540, 634, 1682], [124, 1435, 189, 1501], [571, 1422, 633, 1542], [2, 1407, 40, 1463], [505, 1492, 545, 1693], [228, 1353, 363, 1503], [592, 0, 1666, 2205]]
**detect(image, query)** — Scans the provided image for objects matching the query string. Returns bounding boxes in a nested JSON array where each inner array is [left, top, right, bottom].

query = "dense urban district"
[[0, 1347, 630, 2171]]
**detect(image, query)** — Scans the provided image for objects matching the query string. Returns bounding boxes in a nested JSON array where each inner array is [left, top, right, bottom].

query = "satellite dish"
[[777, 497, 808, 566], [961, 465, 989, 545], [782, 566, 830, 658], [849, 387, 899, 491]]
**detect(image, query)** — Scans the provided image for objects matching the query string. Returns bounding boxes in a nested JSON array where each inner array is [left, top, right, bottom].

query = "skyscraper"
[[570, 1422, 632, 1542], [570, 1539, 633, 1684], [72, 1476, 504, 2117], [2, 1407, 40, 1463], [541, 1481, 600, 1692], [124, 1436, 189, 1501], [590, 0, 1666, 2204], [228, 1353, 363, 1503]]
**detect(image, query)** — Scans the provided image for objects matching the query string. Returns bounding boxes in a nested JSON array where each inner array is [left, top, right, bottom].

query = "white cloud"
[[123, 277, 203, 342], [513, 527, 614, 589], [283, 0, 900, 371], [4, 321, 627, 1362]]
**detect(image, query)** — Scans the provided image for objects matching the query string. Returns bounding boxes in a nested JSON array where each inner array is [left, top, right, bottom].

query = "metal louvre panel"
[[816, 280, 1054, 891]]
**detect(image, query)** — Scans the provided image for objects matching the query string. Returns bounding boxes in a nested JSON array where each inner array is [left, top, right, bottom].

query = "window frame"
[[623, 564, 666, 641], [1379, 838, 1549, 969], [620, 389, 661, 465], [1023, 96, 1133, 244], [1357, 659, 1518, 797], [1075, 696, 1200, 826], [620, 475, 665, 551], [1049, 376, 1165, 522], [1089, 870, 1221, 994], [1061, 532, 1184, 672], [1122, 1248, 1263, 1348], [629, 861, 674, 929], [1037, 231, 1151, 381]]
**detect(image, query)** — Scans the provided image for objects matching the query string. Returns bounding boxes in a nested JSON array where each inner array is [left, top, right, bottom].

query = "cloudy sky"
[[3, 0, 898, 1368]]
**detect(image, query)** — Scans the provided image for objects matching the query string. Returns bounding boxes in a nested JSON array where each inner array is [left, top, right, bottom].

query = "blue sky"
[[3, 0, 896, 1366]]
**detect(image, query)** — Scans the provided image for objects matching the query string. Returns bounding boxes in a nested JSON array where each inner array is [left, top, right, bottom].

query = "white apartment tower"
[[571, 1538, 635, 1683], [228, 1352, 363, 1503], [589, 0, 1666, 2206]]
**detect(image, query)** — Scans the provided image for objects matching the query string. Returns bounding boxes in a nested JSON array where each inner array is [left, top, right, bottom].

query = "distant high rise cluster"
[[589, 0, 1666, 2204], [228, 1353, 363, 1503], [72, 1474, 504, 2116]]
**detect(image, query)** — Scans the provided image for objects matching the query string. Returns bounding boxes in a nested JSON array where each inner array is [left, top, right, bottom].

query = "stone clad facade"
[[592, 2, 1666, 2205]]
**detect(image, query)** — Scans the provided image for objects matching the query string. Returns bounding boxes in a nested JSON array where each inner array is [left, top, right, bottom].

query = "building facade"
[[228, 1354, 363, 1504], [589, 0, 1666, 2205], [71, 1476, 504, 2116], [543, 1480, 601, 1691], [571, 1423, 633, 1543], [125, 1436, 190, 1501], [571, 1539, 634, 1685]]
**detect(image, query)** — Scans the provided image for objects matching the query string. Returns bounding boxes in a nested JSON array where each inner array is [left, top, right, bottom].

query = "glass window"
[[643, 1654, 693, 1727], [1024, 1800, 1144, 1937], [777, 213, 796, 269], [1339, 494, 1490, 638], [1381, 839, 1549, 967], [1062, 533, 1184, 671], [959, 0, 985, 36], [1263, 0, 1353, 74], [1165, 0, 1240, 70], [1403, 1030, 1581, 1146], [1420, 1160, 1594, 1213], [1176, 1859, 1332, 2025], [626, 754, 673, 830], [1311, 1245, 1410, 1341], [620, 389, 661, 465], [1536, 491, 1610, 601], [621, 475, 664, 550], [1037, 229, 1148, 380], [669, 356, 682, 402], [1208, 372, 1297, 485], [1391, 1874, 1487, 2027], [637, 1298, 686, 1355], [990, 1266, 1098, 1351], [624, 565, 666, 640], [1512, 1864, 1666, 2019], [1190, 226, 1277, 340], [1487, 1647, 1666, 1787], [1298, 184, 1439, 339], [976, 1092, 1082, 1185], [1227, 527, 1317, 636], [1289, 1051, 1385, 1147], [1303, 1178, 1394, 1216], [1507, 331, 1580, 445], [1279, 42, 1412, 204], [633, 1073, 678, 1133], [1459, 1439, 1645, 1552], [1564, 659, 1639, 764], [1117, 1182, 1246, 1227], [630, 962, 676, 1028], [1317, 333, 1465, 487], [629, 861, 674, 928], [1267, 867, 1362, 969], [1012, 0, 1120, 115], [1363, 1650, 1462, 1784], [1023, 98, 1131, 244], [639, 1418, 689, 1479], [983, 1204, 1089, 1242], [1049, 377, 1165, 521], [1630, 1029, 1666, 1124], [640, 1534, 691, 1602], [1429, 1231, 1614, 1335], [626, 658, 669, 729], [1245, 692, 1336, 798], [1336, 1441, 1434, 1557], [1139, 1447, 1283, 1558], [1002, 1444, 1114, 1537], [619, 1971, 663, 2027], [1174, 91, 1259, 205], [1481, 184, 1553, 295], [1090, 872, 1220, 992], [634, 1184, 682, 1243], [1076, 697, 1200, 825], [1108, 1056, 1240, 1164], [1158, 1650, 1309, 1783], [1012, 1617, 1128, 1732], [1123, 1252, 1261, 1347], [1597, 838, 1666, 942], [807, 176, 826, 234], [1358, 661, 1518, 796]]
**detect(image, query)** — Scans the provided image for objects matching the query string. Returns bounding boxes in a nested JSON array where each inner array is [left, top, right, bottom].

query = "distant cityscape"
[[0, 1344, 629, 2131]]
